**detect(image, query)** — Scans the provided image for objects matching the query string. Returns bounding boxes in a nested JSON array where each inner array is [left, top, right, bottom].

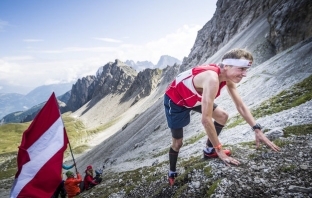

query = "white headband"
[[222, 59, 252, 67]]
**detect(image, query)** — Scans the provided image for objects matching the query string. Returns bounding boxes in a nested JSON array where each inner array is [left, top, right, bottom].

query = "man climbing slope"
[[164, 48, 280, 186]]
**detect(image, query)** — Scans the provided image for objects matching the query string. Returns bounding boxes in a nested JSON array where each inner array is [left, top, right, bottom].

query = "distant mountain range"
[[95, 55, 180, 77], [124, 55, 181, 71], [0, 83, 72, 119], [0, 55, 181, 121]]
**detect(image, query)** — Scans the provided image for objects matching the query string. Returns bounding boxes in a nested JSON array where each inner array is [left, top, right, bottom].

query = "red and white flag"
[[10, 92, 69, 198]]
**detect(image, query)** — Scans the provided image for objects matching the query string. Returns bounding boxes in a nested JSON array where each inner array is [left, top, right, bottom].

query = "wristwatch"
[[252, 123, 262, 131]]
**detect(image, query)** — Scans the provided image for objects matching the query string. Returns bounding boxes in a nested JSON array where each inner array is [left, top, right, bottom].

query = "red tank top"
[[165, 64, 226, 107]]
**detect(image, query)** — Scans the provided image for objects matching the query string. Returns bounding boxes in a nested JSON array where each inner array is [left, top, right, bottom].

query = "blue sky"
[[0, 0, 217, 94]]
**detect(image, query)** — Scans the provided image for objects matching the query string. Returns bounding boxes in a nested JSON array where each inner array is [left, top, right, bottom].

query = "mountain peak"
[[124, 55, 181, 71], [156, 55, 182, 69]]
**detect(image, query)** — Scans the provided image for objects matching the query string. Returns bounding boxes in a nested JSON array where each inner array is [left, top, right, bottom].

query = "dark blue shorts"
[[164, 94, 217, 129], [164, 94, 217, 130]]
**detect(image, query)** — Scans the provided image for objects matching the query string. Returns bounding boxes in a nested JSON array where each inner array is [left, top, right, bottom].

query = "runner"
[[164, 48, 280, 186]]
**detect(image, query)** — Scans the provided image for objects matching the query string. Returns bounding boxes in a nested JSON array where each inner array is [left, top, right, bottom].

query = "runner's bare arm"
[[226, 81, 280, 151], [197, 72, 240, 165], [226, 81, 256, 125], [199, 71, 220, 147]]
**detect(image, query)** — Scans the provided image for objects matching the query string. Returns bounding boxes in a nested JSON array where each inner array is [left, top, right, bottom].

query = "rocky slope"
[[80, 132, 311, 198]]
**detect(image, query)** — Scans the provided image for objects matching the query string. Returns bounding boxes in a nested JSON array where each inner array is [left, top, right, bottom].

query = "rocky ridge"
[[155, 55, 182, 69], [125, 55, 181, 71], [65, 58, 165, 118], [66, 60, 137, 113], [181, 0, 312, 72], [120, 68, 162, 105]]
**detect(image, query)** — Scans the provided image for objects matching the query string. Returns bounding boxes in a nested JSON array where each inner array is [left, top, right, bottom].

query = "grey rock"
[[265, 127, 284, 140], [289, 185, 312, 193]]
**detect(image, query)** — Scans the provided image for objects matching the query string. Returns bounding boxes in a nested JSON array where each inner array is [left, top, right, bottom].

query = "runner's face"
[[227, 66, 248, 83]]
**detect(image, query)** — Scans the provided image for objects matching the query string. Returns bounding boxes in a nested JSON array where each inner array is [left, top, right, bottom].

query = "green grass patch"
[[224, 115, 245, 129], [70, 144, 91, 155], [207, 179, 221, 197], [86, 117, 120, 134], [203, 166, 213, 177], [0, 123, 30, 154], [283, 124, 312, 137], [225, 75, 312, 130], [153, 148, 170, 158], [127, 156, 146, 162], [0, 113, 120, 156], [173, 183, 188, 198], [273, 139, 291, 148], [0, 152, 17, 180], [183, 132, 206, 147], [239, 141, 256, 149], [251, 74, 312, 118]]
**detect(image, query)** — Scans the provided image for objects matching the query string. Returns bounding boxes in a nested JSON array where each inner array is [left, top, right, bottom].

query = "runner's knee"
[[171, 136, 183, 150], [214, 110, 228, 124], [221, 111, 229, 122], [172, 141, 183, 151]]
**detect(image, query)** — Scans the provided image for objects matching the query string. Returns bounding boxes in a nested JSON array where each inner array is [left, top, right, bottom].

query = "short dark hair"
[[221, 48, 253, 62]]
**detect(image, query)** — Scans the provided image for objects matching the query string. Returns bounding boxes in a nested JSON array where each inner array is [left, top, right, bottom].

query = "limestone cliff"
[[181, 0, 312, 71]]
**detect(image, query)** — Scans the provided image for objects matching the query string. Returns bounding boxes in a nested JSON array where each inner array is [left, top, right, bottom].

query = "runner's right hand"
[[216, 149, 240, 166]]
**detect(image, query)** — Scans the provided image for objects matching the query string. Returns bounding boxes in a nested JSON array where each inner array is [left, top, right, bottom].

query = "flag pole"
[[68, 141, 78, 173], [55, 93, 78, 173]]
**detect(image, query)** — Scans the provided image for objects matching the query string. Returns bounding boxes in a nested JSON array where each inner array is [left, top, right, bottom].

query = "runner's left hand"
[[255, 129, 280, 151]]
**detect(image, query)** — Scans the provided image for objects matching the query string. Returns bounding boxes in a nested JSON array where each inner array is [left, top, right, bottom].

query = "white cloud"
[[39, 46, 117, 54], [0, 59, 24, 86], [115, 24, 201, 63], [23, 39, 44, 42], [146, 24, 201, 61], [0, 24, 202, 92], [24, 24, 200, 62], [3, 56, 33, 61], [93, 37, 122, 43]]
